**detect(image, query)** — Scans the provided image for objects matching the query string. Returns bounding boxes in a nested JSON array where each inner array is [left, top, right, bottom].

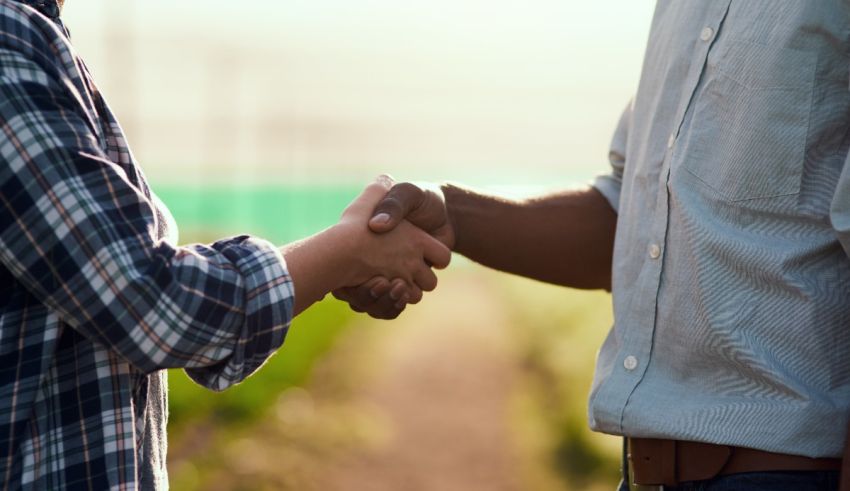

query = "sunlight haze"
[[64, 1, 654, 189]]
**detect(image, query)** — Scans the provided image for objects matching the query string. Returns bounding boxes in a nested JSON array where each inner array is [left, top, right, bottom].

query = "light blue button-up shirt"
[[591, 0, 850, 458]]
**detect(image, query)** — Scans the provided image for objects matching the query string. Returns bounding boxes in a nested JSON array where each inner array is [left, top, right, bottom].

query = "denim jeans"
[[616, 471, 840, 491]]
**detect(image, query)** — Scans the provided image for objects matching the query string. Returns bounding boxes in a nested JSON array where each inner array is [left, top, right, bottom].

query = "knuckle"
[[393, 182, 421, 195]]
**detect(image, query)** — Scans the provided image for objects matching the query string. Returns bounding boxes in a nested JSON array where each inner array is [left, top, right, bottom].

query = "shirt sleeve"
[[591, 100, 633, 214], [830, 62, 850, 258], [0, 48, 294, 391], [830, 151, 850, 258]]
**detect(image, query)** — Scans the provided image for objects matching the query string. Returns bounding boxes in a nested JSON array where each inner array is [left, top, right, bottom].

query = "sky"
[[63, 0, 655, 189]]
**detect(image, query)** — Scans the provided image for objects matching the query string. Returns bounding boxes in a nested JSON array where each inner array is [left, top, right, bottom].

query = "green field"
[[159, 184, 620, 490]]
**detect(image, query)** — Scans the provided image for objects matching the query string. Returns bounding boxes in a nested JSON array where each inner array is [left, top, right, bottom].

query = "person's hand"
[[334, 177, 451, 291], [282, 176, 450, 316], [333, 178, 455, 319], [368, 180, 455, 248], [333, 276, 424, 319]]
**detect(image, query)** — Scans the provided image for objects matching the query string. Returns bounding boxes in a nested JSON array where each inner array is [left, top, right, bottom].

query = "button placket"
[[600, 1, 734, 435]]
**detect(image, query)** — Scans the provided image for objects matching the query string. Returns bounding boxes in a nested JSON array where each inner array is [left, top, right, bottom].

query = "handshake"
[[282, 175, 455, 318]]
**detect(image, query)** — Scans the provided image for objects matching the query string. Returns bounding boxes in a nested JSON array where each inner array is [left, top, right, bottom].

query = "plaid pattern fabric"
[[0, 1, 295, 489]]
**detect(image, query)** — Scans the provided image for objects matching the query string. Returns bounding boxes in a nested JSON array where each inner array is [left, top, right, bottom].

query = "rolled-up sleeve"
[[591, 100, 632, 213], [0, 47, 293, 391]]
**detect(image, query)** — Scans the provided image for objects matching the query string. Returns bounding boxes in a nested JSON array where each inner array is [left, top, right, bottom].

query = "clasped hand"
[[333, 176, 454, 319], [334, 176, 451, 293]]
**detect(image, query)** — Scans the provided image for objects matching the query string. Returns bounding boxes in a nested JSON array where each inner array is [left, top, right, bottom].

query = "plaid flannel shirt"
[[0, 1, 295, 489]]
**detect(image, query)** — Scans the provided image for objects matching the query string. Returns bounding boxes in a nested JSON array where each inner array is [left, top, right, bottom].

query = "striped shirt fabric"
[[591, 1, 850, 458], [0, 1, 295, 489]]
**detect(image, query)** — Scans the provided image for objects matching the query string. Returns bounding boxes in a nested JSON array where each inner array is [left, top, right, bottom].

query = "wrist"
[[439, 182, 465, 252], [280, 225, 356, 314], [318, 223, 363, 289]]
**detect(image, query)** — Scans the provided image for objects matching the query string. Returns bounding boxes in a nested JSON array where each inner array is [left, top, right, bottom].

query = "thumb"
[[343, 175, 394, 218], [368, 182, 426, 234]]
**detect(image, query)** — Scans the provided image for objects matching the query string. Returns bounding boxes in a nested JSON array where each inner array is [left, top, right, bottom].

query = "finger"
[[342, 175, 396, 219], [387, 278, 408, 301], [369, 182, 425, 233], [332, 275, 409, 319], [406, 285, 423, 305], [333, 288, 405, 318], [364, 276, 392, 298], [386, 279, 416, 310], [331, 276, 390, 312], [332, 287, 370, 312], [390, 282, 420, 310], [388, 280, 411, 308], [373, 306, 405, 320], [332, 288, 369, 313], [331, 287, 359, 304], [407, 186, 451, 234], [368, 293, 407, 320], [413, 266, 439, 292], [421, 234, 452, 269]]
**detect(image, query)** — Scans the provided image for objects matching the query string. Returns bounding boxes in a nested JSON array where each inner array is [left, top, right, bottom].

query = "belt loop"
[[627, 438, 667, 491], [629, 483, 665, 491]]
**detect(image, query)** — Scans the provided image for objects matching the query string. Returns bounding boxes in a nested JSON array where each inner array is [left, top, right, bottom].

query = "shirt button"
[[700, 27, 714, 42], [649, 243, 661, 259], [667, 133, 676, 149], [624, 355, 638, 371]]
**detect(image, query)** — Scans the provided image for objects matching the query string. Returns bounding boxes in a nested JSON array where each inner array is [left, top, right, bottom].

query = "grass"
[[168, 296, 357, 432]]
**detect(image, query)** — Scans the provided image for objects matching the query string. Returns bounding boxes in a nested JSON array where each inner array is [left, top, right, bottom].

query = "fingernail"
[[389, 290, 400, 301], [370, 288, 380, 299], [372, 213, 390, 225], [394, 301, 406, 310]]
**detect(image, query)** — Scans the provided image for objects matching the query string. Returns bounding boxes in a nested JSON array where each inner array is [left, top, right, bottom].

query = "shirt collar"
[[14, 0, 61, 21]]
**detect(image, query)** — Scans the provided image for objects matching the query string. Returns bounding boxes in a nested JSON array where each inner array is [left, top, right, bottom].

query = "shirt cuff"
[[186, 235, 294, 391]]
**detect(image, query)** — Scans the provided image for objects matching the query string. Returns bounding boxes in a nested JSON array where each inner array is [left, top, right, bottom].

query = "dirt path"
[[323, 273, 524, 491]]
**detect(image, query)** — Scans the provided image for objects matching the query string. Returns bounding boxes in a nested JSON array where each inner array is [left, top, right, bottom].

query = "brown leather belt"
[[627, 438, 841, 487]]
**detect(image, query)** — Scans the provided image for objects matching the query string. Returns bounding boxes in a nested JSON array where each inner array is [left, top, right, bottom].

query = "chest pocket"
[[679, 41, 816, 202]]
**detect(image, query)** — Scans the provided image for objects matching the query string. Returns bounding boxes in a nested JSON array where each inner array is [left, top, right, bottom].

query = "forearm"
[[442, 183, 617, 290]]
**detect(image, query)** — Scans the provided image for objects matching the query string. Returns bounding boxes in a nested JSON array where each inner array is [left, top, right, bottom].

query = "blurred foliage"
[[166, 301, 386, 491], [168, 297, 357, 433], [495, 276, 621, 490]]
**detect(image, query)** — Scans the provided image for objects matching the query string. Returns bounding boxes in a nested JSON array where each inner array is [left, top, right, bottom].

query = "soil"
[[323, 275, 524, 491]]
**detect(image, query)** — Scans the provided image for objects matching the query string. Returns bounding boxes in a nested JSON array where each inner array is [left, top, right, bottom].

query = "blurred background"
[[63, 1, 653, 489]]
